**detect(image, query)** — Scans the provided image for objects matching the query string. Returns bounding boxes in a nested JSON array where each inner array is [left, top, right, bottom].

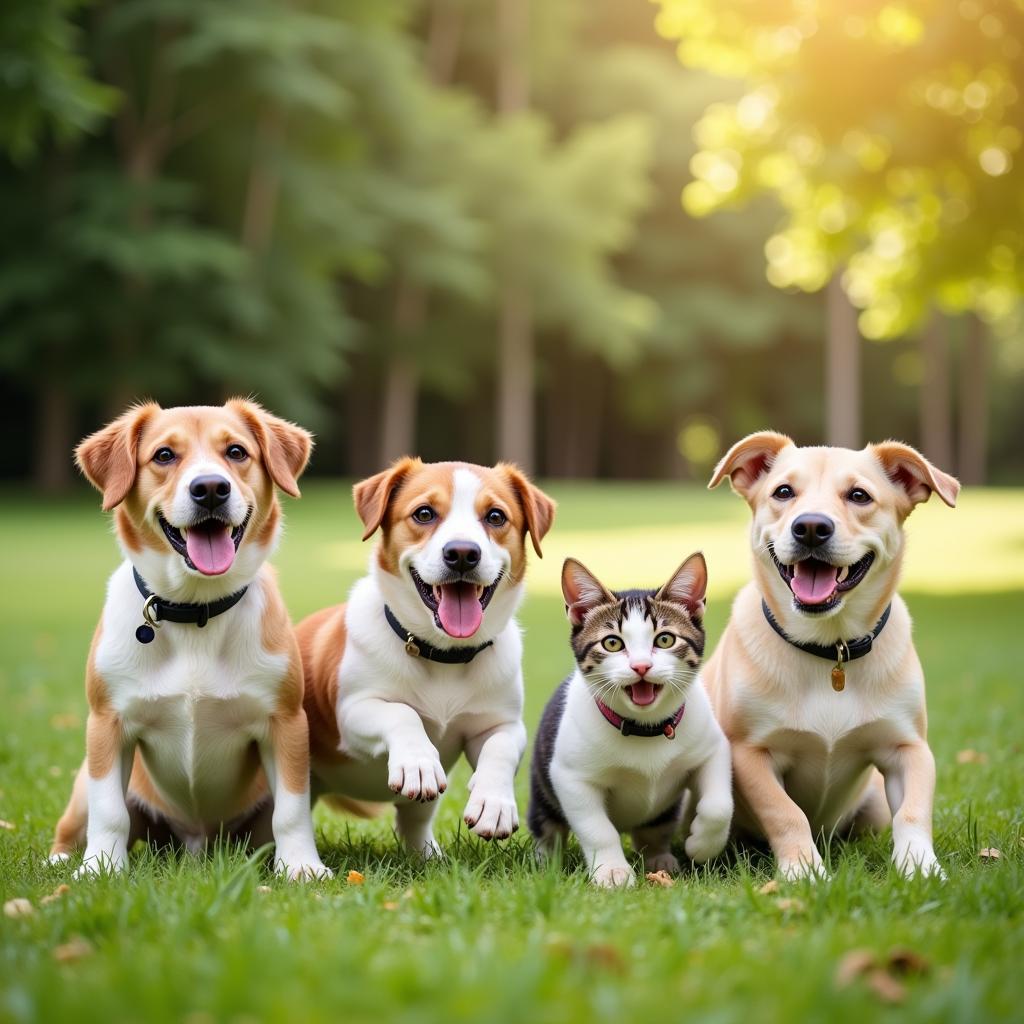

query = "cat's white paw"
[[685, 811, 731, 864], [591, 863, 635, 888]]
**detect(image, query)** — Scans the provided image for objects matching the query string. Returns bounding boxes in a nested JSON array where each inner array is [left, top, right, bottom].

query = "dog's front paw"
[[388, 748, 447, 802], [685, 811, 731, 864], [778, 851, 828, 882], [463, 786, 519, 840], [591, 863, 635, 888], [894, 843, 945, 880], [73, 846, 127, 879], [276, 858, 333, 882]]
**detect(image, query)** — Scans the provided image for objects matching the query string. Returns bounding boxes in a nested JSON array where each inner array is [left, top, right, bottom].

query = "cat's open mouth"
[[410, 566, 502, 639], [625, 680, 663, 707], [769, 545, 875, 614]]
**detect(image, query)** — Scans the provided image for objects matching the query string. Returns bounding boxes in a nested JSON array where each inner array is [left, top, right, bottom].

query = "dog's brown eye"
[[485, 508, 507, 528], [848, 487, 873, 505], [412, 505, 436, 524], [153, 447, 176, 465], [226, 444, 248, 462], [772, 484, 795, 500]]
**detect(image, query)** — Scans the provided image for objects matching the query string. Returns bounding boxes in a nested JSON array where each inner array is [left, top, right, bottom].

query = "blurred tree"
[[655, 0, 1024, 465]]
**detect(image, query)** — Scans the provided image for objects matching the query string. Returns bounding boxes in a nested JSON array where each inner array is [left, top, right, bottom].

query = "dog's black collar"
[[383, 605, 493, 664], [761, 598, 892, 662], [132, 567, 248, 642]]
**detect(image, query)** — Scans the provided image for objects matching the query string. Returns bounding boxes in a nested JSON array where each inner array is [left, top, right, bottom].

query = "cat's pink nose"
[[631, 662, 651, 677]]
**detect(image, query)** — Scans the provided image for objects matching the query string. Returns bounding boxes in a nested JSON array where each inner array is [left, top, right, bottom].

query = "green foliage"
[[0, 0, 117, 160], [655, 0, 1024, 338]]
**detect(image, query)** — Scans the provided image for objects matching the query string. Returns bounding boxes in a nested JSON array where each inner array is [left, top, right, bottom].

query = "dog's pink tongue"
[[185, 524, 236, 576], [791, 559, 839, 604], [628, 681, 657, 706], [437, 582, 483, 638]]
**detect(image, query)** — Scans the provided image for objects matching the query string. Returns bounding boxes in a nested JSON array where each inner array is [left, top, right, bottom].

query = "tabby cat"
[[527, 553, 733, 887]]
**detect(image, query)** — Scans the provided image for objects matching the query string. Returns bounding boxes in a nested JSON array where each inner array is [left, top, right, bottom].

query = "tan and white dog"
[[297, 458, 555, 855], [50, 400, 330, 879], [704, 432, 958, 880]]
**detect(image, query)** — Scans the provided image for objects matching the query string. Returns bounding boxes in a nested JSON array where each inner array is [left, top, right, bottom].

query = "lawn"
[[1, 481, 1022, 1024]]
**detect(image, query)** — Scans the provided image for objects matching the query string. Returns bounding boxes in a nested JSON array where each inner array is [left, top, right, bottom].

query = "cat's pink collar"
[[594, 697, 685, 739]]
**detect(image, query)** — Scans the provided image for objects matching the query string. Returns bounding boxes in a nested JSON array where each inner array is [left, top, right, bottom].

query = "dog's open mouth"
[[159, 512, 249, 577], [770, 546, 875, 614], [625, 681, 663, 707], [410, 566, 502, 639]]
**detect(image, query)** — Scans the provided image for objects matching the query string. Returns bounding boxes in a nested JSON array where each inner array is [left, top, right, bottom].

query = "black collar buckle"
[[383, 605, 493, 665]]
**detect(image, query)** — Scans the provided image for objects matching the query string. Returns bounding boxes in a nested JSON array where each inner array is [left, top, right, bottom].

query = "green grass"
[[1, 482, 1022, 1024]]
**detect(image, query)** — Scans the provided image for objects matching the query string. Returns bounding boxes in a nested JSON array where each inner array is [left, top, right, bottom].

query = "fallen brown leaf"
[[775, 897, 806, 913], [956, 749, 989, 764], [40, 884, 71, 906], [53, 937, 93, 963], [346, 870, 365, 885], [886, 948, 931, 976], [979, 848, 1002, 860], [585, 944, 626, 973], [757, 880, 779, 895], [3, 898, 34, 919], [645, 870, 675, 887], [866, 968, 907, 1004], [835, 949, 876, 988], [382, 901, 398, 911]]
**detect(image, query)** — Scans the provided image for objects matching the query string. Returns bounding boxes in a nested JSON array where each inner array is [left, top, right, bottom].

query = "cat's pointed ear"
[[656, 552, 707, 619], [562, 558, 615, 627]]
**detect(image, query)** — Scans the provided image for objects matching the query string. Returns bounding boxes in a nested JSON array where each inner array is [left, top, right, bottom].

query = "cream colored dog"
[[704, 432, 958, 880]]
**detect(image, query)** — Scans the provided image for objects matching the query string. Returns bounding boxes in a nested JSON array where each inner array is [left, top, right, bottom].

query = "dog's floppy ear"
[[562, 558, 615, 627], [75, 402, 160, 511], [499, 463, 556, 557], [871, 441, 959, 509], [228, 398, 313, 498], [353, 457, 421, 541], [656, 551, 707, 619], [708, 430, 793, 498]]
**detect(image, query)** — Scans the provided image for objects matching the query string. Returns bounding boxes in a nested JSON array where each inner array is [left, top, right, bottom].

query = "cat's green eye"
[[654, 631, 675, 649], [601, 635, 624, 652]]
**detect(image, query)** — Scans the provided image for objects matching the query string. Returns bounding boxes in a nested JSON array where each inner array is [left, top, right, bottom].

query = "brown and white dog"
[[50, 400, 330, 879], [704, 432, 958, 880], [297, 458, 555, 855]]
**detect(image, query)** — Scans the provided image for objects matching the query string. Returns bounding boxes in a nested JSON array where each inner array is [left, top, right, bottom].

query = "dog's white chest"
[[95, 575, 287, 824]]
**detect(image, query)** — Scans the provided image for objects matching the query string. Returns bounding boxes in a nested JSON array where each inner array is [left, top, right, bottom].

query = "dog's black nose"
[[189, 474, 231, 511], [791, 513, 834, 548], [442, 541, 481, 573]]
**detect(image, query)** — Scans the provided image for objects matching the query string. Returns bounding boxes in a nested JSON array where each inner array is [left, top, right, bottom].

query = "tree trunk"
[[379, 281, 426, 464], [544, 344, 603, 478], [495, 0, 534, 471], [919, 311, 954, 472], [241, 109, 285, 255], [497, 282, 534, 468], [958, 314, 989, 485], [34, 379, 74, 493], [825, 276, 861, 448]]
